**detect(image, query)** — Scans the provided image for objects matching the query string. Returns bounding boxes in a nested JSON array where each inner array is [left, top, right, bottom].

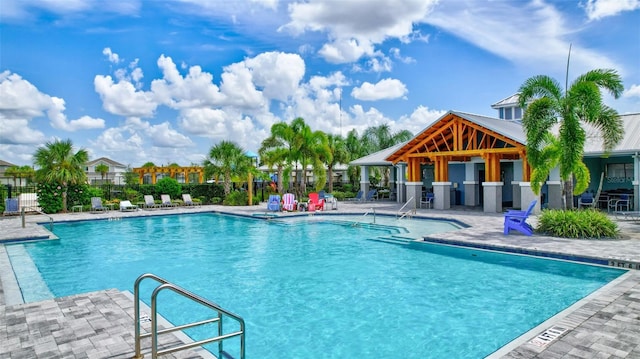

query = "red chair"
[[308, 192, 325, 211]]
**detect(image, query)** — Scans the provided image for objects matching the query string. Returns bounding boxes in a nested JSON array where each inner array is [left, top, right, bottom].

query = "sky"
[[1, 0, 639, 168]]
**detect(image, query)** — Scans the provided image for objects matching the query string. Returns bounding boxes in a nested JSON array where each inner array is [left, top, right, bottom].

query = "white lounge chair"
[[143, 195, 160, 210], [119, 200, 138, 212], [160, 194, 178, 209], [182, 194, 201, 206]]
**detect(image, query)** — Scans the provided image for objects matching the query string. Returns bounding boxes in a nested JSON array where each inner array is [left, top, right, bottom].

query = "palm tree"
[[19, 165, 35, 184], [95, 164, 109, 183], [5, 166, 20, 186], [258, 140, 289, 193], [361, 124, 413, 186], [204, 140, 246, 195], [324, 134, 349, 193], [345, 129, 365, 187], [291, 117, 330, 193], [33, 139, 89, 212], [518, 68, 624, 209], [262, 120, 300, 192]]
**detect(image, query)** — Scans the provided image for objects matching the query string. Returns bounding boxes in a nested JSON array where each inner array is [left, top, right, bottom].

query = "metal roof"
[[349, 142, 406, 166], [451, 111, 526, 144], [583, 112, 640, 156], [491, 93, 520, 108]]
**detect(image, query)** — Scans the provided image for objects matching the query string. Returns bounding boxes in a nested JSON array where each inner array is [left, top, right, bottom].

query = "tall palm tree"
[[324, 134, 349, 193], [518, 68, 624, 209], [291, 117, 330, 193], [33, 139, 89, 213], [204, 140, 246, 195], [262, 120, 300, 192], [362, 124, 413, 186], [95, 164, 109, 183], [345, 129, 365, 187], [258, 138, 289, 193]]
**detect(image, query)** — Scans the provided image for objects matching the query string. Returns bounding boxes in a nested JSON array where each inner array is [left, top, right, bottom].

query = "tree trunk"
[[563, 178, 574, 210], [62, 182, 68, 213]]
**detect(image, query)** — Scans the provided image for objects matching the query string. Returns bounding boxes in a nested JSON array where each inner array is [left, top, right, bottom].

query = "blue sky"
[[1, 0, 639, 167]]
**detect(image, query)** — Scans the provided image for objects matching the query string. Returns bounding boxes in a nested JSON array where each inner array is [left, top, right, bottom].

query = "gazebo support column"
[[463, 162, 478, 206], [482, 182, 503, 213], [519, 182, 541, 214], [633, 152, 639, 211], [433, 182, 451, 210], [405, 181, 422, 209], [396, 164, 406, 203], [511, 160, 523, 209], [360, 166, 370, 197]]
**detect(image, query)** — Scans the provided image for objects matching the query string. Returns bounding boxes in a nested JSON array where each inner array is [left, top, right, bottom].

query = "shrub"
[[37, 182, 63, 213], [155, 177, 181, 198], [332, 191, 346, 200], [536, 209, 619, 239], [223, 190, 248, 206]]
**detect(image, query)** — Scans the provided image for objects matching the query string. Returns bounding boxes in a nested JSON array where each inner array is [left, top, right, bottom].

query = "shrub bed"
[[536, 209, 619, 239]]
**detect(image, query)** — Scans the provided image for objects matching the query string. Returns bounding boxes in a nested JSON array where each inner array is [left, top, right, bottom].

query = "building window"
[[499, 108, 504, 119], [606, 163, 633, 184], [514, 107, 522, 119], [504, 107, 512, 120]]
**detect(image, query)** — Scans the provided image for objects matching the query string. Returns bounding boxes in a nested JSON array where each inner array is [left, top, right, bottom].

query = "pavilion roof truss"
[[386, 113, 530, 182]]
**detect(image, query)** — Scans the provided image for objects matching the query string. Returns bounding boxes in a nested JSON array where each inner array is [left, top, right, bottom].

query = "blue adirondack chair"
[[267, 194, 281, 211], [503, 200, 537, 236]]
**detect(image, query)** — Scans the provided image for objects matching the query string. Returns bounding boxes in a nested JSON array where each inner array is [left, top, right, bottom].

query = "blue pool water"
[[7, 213, 625, 358]]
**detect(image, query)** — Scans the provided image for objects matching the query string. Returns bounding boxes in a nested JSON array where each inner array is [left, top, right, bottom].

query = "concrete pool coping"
[[1, 202, 639, 358]]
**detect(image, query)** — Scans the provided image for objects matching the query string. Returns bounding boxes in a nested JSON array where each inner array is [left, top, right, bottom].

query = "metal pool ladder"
[[133, 273, 245, 359]]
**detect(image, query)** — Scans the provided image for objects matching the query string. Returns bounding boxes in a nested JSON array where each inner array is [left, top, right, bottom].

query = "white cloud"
[[584, 0, 640, 20], [147, 122, 194, 148], [48, 97, 105, 131], [425, 1, 621, 75], [623, 84, 640, 98], [244, 52, 306, 101], [351, 78, 408, 101], [94, 74, 158, 117], [281, 0, 438, 63], [102, 47, 120, 64], [394, 106, 446, 135]]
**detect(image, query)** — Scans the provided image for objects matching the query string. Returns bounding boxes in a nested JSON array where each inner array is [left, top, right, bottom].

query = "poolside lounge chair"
[[3, 198, 19, 216], [182, 194, 201, 206], [267, 194, 281, 211], [347, 190, 364, 202], [119, 200, 138, 212], [364, 189, 378, 201], [91, 197, 109, 213], [282, 193, 297, 211], [608, 194, 630, 213], [420, 193, 434, 209], [308, 192, 324, 211], [160, 194, 178, 209], [503, 200, 537, 236], [143, 195, 160, 210]]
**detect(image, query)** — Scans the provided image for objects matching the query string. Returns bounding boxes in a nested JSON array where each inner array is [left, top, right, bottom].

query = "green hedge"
[[536, 209, 619, 239]]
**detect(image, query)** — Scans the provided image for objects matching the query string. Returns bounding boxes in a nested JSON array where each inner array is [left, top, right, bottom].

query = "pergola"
[[133, 166, 204, 184]]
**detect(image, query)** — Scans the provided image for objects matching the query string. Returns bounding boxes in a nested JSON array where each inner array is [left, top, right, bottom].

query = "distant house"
[[0, 159, 18, 185], [85, 157, 127, 185]]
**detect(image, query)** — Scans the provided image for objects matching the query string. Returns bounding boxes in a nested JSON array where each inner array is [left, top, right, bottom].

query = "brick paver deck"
[[1, 203, 639, 358]]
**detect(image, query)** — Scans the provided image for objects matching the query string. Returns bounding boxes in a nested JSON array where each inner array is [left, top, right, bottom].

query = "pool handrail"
[[133, 273, 245, 359], [396, 196, 415, 219]]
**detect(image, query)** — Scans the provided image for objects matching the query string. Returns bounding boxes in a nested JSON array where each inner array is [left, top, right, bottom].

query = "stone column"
[[482, 182, 503, 213], [396, 163, 407, 203], [519, 182, 541, 214], [433, 182, 451, 210], [463, 181, 478, 206], [463, 162, 478, 206], [512, 159, 523, 209], [634, 153, 640, 211], [546, 167, 562, 210], [405, 181, 422, 209], [360, 166, 370, 196]]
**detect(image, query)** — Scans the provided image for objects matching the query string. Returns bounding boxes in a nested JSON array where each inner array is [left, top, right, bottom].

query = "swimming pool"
[[6, 213, 625, 358]]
